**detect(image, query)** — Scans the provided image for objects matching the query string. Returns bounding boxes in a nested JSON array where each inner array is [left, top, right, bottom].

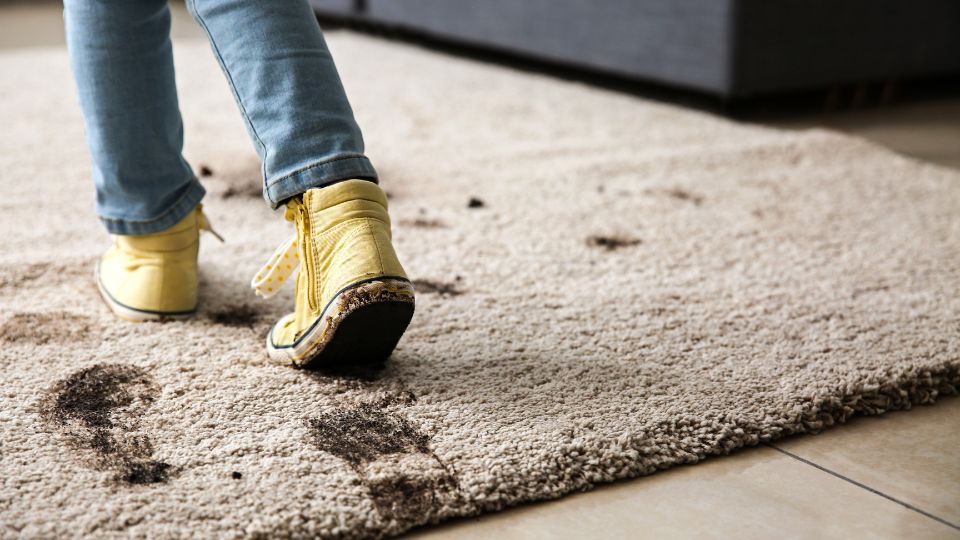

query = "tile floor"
[[404, 398, 959, 539], [3, 3, 958, 538]]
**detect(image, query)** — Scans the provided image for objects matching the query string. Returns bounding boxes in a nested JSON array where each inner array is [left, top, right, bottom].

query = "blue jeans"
[[64, 0, 377, 235]]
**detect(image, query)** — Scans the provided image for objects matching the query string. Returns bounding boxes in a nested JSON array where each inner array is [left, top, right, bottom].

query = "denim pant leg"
[[187, 0, 378, 208], [64, 0, 206, 235]]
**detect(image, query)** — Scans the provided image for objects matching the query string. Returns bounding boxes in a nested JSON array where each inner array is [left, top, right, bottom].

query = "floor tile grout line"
[[767, 444, 960, 532]]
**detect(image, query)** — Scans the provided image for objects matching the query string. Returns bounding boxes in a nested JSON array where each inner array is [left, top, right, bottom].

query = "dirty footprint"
[[0, 311, 99, 346], [306, 399, 459, 523], [0, 261, 90, 291], [40, 363, 172, 484]]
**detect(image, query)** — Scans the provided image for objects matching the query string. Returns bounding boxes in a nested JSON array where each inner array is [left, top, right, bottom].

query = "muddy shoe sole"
[[267, 278, 415, 369]]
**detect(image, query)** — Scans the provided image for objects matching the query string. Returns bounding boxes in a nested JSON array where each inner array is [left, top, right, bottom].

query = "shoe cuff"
[[304, 179, 389, 211], [264, 155, 378, 209]]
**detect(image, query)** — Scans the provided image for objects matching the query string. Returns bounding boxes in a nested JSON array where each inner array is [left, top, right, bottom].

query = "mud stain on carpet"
[[306, 401, 459, 522], [0, 261, 90, 290], [365, 472, 459, 523], [40, 364, 172, 485], [307, 404, 430, 465], [0, 311, 99, 345]]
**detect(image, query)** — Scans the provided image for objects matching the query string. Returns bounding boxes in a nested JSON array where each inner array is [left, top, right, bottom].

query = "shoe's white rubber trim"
[[266, 278, 414, 365]]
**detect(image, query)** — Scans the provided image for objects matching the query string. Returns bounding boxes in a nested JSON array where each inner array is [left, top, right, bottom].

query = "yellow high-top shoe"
[[252, 180, 415, 368], [96, 205, 219, 322]]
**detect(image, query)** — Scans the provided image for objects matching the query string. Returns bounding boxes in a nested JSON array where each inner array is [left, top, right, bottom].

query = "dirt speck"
[[467, 197, 485, 209], [0, 311, 98, 345], [41, 364, 172, 485], [412, 279, 463, 296], [586, 235, 641, 251], [231, 471, 243, 480], [199, 165, 214, 177]]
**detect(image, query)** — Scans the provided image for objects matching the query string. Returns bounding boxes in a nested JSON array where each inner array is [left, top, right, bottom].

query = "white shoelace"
[[197, 206, 224, 243], [251, 235, 299, 299]]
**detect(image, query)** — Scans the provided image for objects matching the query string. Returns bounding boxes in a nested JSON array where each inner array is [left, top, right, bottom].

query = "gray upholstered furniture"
[[310, 0, 960, 98]]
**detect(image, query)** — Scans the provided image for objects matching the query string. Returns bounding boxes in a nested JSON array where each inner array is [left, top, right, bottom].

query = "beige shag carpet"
[[1, 33, 958, 539]]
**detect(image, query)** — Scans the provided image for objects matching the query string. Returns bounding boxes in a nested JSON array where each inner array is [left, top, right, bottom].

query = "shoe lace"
[[197, 204, 224, 243], [251, 205, 300, 299]]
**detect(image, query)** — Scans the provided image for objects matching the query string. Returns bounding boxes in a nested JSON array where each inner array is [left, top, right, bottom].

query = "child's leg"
[[187, 1, 411, 366], [186, 0, 377, 206], [64, 0, 205, 235]]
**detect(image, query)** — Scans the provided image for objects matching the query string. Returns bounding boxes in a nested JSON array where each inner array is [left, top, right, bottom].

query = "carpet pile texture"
[[1, 34, 958, 538]]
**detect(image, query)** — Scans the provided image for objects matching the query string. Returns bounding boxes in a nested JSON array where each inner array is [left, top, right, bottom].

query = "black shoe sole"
[[302, 299, 415, 370], [267, 278, 415, 369]]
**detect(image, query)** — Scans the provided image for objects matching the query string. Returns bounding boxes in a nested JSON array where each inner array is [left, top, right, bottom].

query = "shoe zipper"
[[296, 201, 320, 312]]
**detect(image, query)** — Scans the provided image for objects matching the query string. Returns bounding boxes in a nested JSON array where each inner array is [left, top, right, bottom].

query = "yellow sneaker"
[[253, 180, 415, 368], [95, 205, 220, 322]]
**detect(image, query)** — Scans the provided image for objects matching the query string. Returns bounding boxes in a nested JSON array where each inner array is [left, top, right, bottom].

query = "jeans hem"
[[99, 180, 206, 235], [264, 154, 378, 208]]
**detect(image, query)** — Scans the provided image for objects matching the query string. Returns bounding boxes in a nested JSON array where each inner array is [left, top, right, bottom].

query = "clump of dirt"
[[306, 405, 430, 466], [467, 197, 485, 208], [586, 235, 642, 251], [0, 311, 98, 345], [41, 363, 172, 485], [208, 304, 261, 328], [231, 471, 243, 480], [412, 279, 463, 296], [198, 165, 214, 177]]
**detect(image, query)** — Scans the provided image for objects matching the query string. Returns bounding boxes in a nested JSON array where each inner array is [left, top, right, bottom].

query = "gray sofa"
[[310, 0, 960, 98]]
